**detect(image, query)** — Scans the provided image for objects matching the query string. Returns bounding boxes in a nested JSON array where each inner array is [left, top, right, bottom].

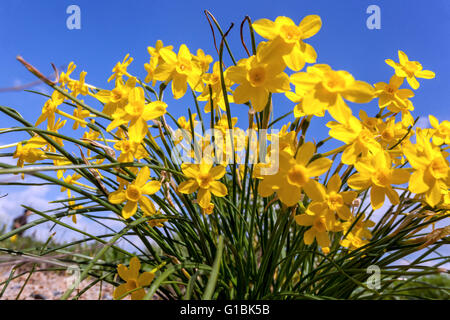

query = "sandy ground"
[[0, 264, 115, 300]]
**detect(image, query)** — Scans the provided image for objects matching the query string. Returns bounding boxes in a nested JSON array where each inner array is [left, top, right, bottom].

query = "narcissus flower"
[[154, 44, 202, 99], [290, 64, 375, 117], [429, 115, 450, 146], [374, 75, 415, 126], [340, 214, 375, 250], [145, 40, 173, 86], [327, 104, 382, 165], [226, 42, 290, 111], [13, 136, 47, 168], [385, 50, 435, 90], [348, 151, 410, 209], [94, 77, 136, 116], [295, 202, 333, 250], [107, 87, 167, 142], [258, 142, 332, 207], [177, 161, 227, 209], [252, 15, 321, 71], [108, 166, 161, 219], [108, 54, 133, 83], [113, 257, 155, 300], [403, 130, 449, 207], [307, 174, 357, 220]]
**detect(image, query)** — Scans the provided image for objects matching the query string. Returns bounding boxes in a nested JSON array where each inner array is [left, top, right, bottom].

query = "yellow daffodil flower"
[[108, 166, 161, 219], [403, 130, 449, 207], [348, 151, 410, 209], [154, 44, 202, 99], [258, 142, 332, 207], [252, 15, 321, 71], [385, 50, 435, 90], [429, 115, 450, 146], [177, 161, 227, 209], [290, 64, 375, 117], [107, 87, 167, 143], [145, 40, 173, 86], [226, 42, 290, 112], [113, 257, 155, 300], [108, 54, 133, 83]]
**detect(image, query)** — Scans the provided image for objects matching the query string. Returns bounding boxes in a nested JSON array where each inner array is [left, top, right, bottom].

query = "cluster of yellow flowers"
[[12, 14, 448, 259]]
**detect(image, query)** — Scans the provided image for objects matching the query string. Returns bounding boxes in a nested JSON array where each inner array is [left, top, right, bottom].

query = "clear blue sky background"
[[0, 0, 448, 250]]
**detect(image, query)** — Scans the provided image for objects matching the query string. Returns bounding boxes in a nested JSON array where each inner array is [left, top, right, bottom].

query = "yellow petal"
[[209, 181, 228, 197], [327, 174, 341, 193], [122, 200, 138, 219], [209, 166, 226, 180], [178, 179, 199, 194], [131, 288, 146, 300], [295, 214, 314, 226], [303, 228, 316, 245], [342, 81, 375, 103], [278, 183, 302, 207], [348, 173, 371, 190], [172, 75, 188, 99], [136, 166, 150, 187], [109, 190, 126, 204], [139, 196, 156, 215], [370, 186, 385, 210], [113, 284, 129, 300], [296, 141, 315, 165], [129, 257, 141, 279], [303, 179, 326, 202], [409, 170, 429, 194], [299, 15, 322, 39], [252, 18, 277, 39], [197, 189, 211, 209], [337, 205, 351, 220], [138, 272, 155, 287], [316, 231, 330, 248], [307, 157, 332, 177], [415, 70, 435, 79], [117, 264, 130, 281], [142, 180, 161, 195], [426, 180, 442, 207]]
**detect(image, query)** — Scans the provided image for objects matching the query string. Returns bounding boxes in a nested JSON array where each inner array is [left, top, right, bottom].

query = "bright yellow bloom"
[[192, 48, 213, 73], [13, 136, 47, 168], [177, 161, 227, 209], [252, 15, 321, 71], [295, 202, 333, 250], [68, 70, 89, 97], [113, 257, 155, 300], [36, 90, 66, 127], [307, 174, 357, 220], [108, 166, 161, 219], [145, 40, 173, 86], [59, 62, 77, 87], [374, 75, 415, 126], [108, 54, 133, 83], [107, 87, 167, 142], [340, 214, 375, 250], [327, 104, 381, 165], [95, 77, 136, 116], [429, 115, 450, 146], [290, 64, 375, 117], [226, 42, 290, 111], [348, 151, 410, 209], [198, 61, 234, 113], [114, 139, 148, 163], [154, 44, 202, 99], [385, 50, 435, 90], [72, 105, 91, 130], [403, 130, 449, 207], [258, 142, 332, 207]]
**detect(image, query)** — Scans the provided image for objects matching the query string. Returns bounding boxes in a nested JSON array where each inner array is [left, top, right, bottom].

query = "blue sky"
[[0, 0, 448, 255]]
